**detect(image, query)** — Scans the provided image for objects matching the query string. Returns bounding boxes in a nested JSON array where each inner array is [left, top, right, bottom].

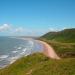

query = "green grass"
[[40, 28, 75, 57], [0, 53, 75, 75], [39, 38, 75, 58], [42, 28, 75, 43]]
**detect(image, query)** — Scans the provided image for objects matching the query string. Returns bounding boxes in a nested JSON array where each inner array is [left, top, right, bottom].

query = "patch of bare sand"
[[37, 40, 60, 59]]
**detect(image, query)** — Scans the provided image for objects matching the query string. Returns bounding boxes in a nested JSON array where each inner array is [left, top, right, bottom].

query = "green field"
[[0, 28, 75, 75], [39, 38, 75, 58], [0, 53, 75, 75]]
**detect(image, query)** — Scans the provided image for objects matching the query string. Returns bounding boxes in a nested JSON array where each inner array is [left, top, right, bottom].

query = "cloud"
[[0, 24, 10, 32], [0, 24, 50, 36], [49, 28, 55, 31], [48, 27, 61, 32], [15, 27, 24, 33]]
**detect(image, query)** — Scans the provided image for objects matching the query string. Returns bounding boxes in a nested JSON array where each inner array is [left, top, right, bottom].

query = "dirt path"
[[38, 40, 60, 59]]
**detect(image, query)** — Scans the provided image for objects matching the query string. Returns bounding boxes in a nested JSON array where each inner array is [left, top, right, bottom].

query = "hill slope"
[[42, 28, 75, 43], [40, 28, 75, 57], [0, 53, 75, 75]]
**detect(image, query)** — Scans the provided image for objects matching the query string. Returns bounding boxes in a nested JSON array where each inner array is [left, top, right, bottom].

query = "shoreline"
[[0, 38, 60, 69], [16, 37, 60, 59], [19, 37, 60, 59], [36, 40, 60, 59], [0, 37, 36, 69]]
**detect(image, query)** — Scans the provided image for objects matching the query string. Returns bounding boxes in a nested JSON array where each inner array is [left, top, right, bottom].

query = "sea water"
[[0, 37, 43, 68]]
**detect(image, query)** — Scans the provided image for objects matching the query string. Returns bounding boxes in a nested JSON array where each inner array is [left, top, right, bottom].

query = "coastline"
[[36, 40, 60, 59], [0, 38, 60, 69], [0, 37, 34, 69], [20, 37, 60, 59], [16, 37, 60, 59]]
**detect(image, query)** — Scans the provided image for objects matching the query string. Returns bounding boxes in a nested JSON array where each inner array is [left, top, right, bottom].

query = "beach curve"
[[36, 40, 60, 59]]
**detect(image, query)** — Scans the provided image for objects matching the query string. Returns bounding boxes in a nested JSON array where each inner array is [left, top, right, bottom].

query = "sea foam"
[[0, 55, 9, 59], [12, 51, 18, 53]]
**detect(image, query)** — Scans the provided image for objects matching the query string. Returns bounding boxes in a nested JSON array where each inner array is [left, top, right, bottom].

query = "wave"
[[12, 51, 18, 53], [8, 40, 34, 65], [9, 56, 20, 64], [27, 40, 34, 49], [0, 55, 9, 59], [0, 38, 36, 69], [17, 47, 22, 50], [20, 48, 27, 55]]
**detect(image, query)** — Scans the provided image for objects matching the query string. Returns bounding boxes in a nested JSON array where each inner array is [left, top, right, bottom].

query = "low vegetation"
[[0, 53, 75, 75], [40, 28, 75, 57], [41, 28, 75, 43]]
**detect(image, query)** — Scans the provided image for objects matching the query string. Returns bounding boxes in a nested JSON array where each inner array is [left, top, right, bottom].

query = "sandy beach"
[[16, 37, 60, 59], [37, 40, 60, 59], [20, 38, 60, 59]]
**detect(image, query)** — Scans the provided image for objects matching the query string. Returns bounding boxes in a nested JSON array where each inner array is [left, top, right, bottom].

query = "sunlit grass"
[[0, 53, 75, 75]]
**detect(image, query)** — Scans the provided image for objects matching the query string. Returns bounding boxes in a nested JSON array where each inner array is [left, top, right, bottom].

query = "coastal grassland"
[[39, 28, 75, 57], [0, 53, 75, 75], [41, 28, 75, 43], [39, 38, 75, 58]]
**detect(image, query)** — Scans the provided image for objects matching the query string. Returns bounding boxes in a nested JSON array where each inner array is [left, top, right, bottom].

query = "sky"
[[0, 0, 75, 36]]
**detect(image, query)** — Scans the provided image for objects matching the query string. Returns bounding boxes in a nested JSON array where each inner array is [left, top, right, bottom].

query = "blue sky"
[[0, 0, 75, 36]]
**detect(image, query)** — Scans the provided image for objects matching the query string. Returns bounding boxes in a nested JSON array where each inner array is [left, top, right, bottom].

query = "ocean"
[[0, 37, 43, 68]]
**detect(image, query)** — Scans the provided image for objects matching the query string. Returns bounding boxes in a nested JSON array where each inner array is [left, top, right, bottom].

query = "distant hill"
[[42, 28, 75, 43]]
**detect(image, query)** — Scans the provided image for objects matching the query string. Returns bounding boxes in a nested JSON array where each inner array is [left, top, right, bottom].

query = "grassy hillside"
[[0, 53, 75, 75], [40, 28, 75, 57], [42, 28, 75, 43]]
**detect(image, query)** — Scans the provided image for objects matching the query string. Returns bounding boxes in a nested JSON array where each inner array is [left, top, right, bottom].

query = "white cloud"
[[0, 24, 50, 36], [0, 24, 10, 32], [49, 28, 55, 31], [48, 27, 62, 32], [15, 27, 24, 33]]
